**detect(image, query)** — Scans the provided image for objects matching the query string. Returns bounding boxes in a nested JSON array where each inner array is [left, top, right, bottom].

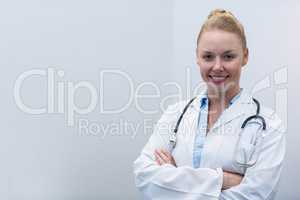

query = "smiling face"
[[196, 29, 248, 97]]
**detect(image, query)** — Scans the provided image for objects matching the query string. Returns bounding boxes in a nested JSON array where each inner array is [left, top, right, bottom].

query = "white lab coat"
[[133, 89, 286, 200]]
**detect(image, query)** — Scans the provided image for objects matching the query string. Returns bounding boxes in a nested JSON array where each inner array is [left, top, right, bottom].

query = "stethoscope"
[[169, 97, 266, 167]]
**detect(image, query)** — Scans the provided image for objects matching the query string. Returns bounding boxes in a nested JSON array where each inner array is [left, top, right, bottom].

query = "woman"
[[133, 9, 285, 200]]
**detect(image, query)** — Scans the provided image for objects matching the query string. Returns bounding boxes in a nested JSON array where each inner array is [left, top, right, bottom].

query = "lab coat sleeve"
[[133, 103, 223, 200], [219, 118, 286, 200]]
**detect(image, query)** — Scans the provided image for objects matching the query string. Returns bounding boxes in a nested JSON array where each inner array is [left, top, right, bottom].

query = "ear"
[[242, 48, 249, 67], [196, 48, 200, 66]]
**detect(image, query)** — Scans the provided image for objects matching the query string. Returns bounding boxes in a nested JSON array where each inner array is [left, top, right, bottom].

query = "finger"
[[155, 150, 166, 164], [161, 149, 177, 167], [155, 150, 169, 164], [156, 152, 167, 165], [154, 153, 162, 165], [156, 150, 169, 163], [154, 153, 161, 165], [160, 149, 172, 159], [162, 150, 176, 166]]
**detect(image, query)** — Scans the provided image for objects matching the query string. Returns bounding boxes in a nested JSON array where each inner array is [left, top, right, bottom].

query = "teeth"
[[211, 76, 226, 80]]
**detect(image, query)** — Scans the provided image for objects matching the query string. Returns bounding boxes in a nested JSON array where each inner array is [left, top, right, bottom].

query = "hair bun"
[[208, 9, 233, 19], [197, 9, 247, 49]]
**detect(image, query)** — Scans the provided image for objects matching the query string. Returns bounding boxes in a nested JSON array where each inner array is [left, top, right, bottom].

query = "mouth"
[[208, 75, 229, 85]]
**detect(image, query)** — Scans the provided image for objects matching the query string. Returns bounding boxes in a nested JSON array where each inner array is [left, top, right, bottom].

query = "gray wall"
[[1, 0, 298, 199]]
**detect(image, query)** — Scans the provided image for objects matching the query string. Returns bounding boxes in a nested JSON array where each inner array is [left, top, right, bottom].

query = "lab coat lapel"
[[179, 91, 207, 163]]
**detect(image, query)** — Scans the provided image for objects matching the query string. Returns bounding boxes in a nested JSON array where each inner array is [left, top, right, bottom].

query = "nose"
[[212, 57, 224, 71]]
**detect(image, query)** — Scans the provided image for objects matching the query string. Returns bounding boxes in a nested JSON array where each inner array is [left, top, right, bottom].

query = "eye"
[[202, 54, 214, 61], [223, 54, 235, 61]]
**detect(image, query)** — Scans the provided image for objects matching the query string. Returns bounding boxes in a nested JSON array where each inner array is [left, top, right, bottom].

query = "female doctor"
[[133, 9, 285, 200]]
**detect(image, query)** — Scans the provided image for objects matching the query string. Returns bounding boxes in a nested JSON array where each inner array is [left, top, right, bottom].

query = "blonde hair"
[[197, 9, 247, 50]]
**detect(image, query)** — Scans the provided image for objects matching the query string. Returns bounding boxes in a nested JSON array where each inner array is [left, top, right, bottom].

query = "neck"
[[207, 85, 240, 108]]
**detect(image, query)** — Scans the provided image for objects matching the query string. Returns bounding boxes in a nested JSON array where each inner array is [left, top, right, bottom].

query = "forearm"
[[133, 154, 223, 199]]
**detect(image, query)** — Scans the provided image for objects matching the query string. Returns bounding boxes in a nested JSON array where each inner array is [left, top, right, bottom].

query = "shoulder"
[[166, 100, 190, 113], [259, 104, 285, 134], [242, 88, 285, 134], [164, 95, 202, 115], [153, 100, 188, 129], [161, 100, 190, 119], [159, 97, 198, 122]]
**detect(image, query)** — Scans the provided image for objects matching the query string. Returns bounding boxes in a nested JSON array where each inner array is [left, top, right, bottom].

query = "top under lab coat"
[[133, 89, 286, 200]]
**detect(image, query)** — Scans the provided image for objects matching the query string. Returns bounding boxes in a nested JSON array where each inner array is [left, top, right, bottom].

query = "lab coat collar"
[[189, 88, 253, 132]]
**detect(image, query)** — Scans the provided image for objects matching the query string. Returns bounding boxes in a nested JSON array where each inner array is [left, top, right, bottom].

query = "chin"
[[207, 81, 236, 93]]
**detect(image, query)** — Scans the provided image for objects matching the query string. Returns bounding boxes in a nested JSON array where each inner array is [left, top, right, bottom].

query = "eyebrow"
[[202, 50, 235, 54], [223, 50, 235, 54]]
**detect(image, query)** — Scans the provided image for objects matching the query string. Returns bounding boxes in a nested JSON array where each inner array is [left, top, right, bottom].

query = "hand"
[[154, 148, 177, 167], [222, 171, 244, 190]]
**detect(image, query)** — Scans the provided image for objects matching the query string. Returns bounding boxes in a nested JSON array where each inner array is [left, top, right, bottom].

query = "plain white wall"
[[1, 0, 299, 199]]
